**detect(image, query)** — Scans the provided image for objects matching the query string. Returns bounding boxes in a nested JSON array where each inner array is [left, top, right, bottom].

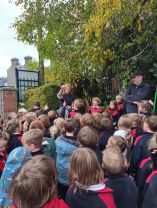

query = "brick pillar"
[[0, 87, 17, 121]]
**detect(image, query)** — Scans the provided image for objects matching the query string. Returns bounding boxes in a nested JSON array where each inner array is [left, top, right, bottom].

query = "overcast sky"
[[0, 0, 38, 77]]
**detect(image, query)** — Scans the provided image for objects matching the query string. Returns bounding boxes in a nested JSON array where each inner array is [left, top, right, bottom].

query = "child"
[[89, 97, 103, 113], [92, 112, 102, 133], [115, 95, 125, 116], [29, 120, 56, 160], [106, 135, 131, 169], [0, 146, 31, 207], [138, 100, 152, 118], [77, 126, 102, 165], [66, 148, 116, 208], [23, 112, 37, 133], [5, 119, 22, 154], [103, 146, 138, 208], [131, 115, 157, 176], [136, 133, 157, 207], [128, 113, 142, 141], [10, 155, 68, 208], [48, 110, 58, 127], [21, 129, 44, 156], [99, 117, 114, 151], [38, 114, 51, 138], [80, 113, 95, 127], [55, 118, 79, 200], [106, 100, 120, 126], [50, 125, 61, 140], [53, 117, 65, 134], [69, 99, 85, 118], [0, 131, 8, 176]]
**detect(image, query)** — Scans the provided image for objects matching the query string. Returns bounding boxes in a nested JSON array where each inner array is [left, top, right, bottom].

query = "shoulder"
[[44, 197, 69, 208]]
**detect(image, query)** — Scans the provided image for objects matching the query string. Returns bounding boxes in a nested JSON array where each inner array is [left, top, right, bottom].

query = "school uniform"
[[130, 132, 153, 176], [136, 157, 152, 208], [10, 197, 69, 208], [142, 170, 157, 208], [105, 173, 138, 208], [0, 148, 7, 176], [106, 108, 119, 125], [99, 130, 114, 151], [89, 106, 103, 113], [66, 183, 116, 208], [117, 103, 125, 116], [7, 133, 22, 154], [89, 146, 102, 165]]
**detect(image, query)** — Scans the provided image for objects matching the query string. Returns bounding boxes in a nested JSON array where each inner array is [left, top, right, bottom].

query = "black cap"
[[132, 70, 144, 78], [34, 101, 40, 107]]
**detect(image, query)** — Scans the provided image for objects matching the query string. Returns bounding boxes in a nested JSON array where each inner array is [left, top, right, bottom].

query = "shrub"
[[24, 84, 60, 110]]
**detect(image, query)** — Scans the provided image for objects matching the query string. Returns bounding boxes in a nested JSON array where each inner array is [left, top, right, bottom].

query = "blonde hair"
[[103, 146, 125, 175], [92, 97, 101, 105], [11, 155, 57, 208], [128, 113, 142, 128], [69, 148, 104, 190], [80, 113, 95, 127], [118, 115, 132, 130], [22, 129, 43, 148]]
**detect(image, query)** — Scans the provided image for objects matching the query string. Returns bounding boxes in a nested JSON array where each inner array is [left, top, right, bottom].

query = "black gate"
[[15, 68, 40, 103]]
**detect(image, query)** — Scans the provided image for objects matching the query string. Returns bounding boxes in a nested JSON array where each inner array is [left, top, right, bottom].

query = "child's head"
[[80, 113, 95, 127], [92, 113, 102, 129], [128, 113, 142, 129], [92, 97, 101, 106], [73, 99, 85, 111], [69, 148, 103, 189], [138, 100, 152, 115], [102, 111, 112, 120], [11, 155, 57, 208], [38, 115, 49, 130], [142, 115, 157, 133], [64, 118, 76, 133], [100, 117, 113, 131], [29, 120, 45, 133], [103, 146, 125, 175], [107, 135, 130, 167], [77, 126, 99, 147], [0, 130, 8, 152], [64, 83, 71, 94], [118, 115, 132, 130], [6, 119, 19, 135], [50, 125, 61, 139], [149, 133, 157, 151], [115, 95, 124, 104], [22, 129, 43, 152], [109, 100, 118, 110], [6, 112, 17, 121], [53, 117, 65, 133], [48, 110, 58, 124]]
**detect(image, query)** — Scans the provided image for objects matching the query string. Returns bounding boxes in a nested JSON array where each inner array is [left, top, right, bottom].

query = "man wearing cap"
[[125, 71, 150, 113]]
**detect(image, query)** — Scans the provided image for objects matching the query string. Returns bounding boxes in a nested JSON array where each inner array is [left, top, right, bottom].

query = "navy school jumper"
[[104, 173, 138, 208], [142, 170, 157, 208]]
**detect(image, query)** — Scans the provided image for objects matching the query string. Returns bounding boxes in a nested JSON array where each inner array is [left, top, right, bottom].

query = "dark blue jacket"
[[130, 132, 153, 176], [125, 82, 150, 113], [105, 173, 138, 208], [142, 170, 157, 208]]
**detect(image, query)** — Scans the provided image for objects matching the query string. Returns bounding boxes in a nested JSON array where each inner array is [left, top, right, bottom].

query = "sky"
[[0, 0, 38, 77]]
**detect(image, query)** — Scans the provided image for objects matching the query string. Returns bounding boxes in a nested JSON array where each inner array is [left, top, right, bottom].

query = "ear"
[[28, 143, 36, 151]]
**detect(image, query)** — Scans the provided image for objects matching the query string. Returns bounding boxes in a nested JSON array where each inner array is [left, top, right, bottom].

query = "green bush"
[[24, 84, 60, 110]]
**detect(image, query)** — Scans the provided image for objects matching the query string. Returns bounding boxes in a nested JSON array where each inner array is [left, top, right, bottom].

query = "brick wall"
[[0, 87, 17, 121]]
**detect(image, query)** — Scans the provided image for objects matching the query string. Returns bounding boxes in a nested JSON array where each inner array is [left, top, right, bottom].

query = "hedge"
[[24, 84, 60, 110]]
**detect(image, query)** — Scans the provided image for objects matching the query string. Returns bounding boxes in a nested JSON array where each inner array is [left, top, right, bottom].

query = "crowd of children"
[[0, 83, 156, 208]]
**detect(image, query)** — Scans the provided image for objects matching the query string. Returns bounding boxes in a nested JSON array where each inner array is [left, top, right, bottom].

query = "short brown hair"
[[92, 113, 102, 129], [80, 113, 95, 127], [149, 133, 157, 150], [103, 146, 125, 175], [73, 99, 85, 110], [128, 113, 142, 128], [102, 111, 112, 120], [22, 129, 43, 148], [11, 155, 57, 208], [38, 115, 49, 129], [77, 126, 99, 147], [6, 119, 19, 135], [29, 120, 45, 133], [139, 100, 152, 114], [100, 117, 113, 131], [64, 119, 76, 133], [118, 115, 132, 129], [145, 115, 157, 132], [0, 130, 9, 141], [69, 148, 103, 190]]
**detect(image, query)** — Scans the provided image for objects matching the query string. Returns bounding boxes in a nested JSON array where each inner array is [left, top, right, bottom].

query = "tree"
[[9, 0, 53, 84]]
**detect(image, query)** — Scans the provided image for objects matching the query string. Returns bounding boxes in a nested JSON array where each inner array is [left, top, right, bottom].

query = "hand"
[[44, 103, 49, 110], [133, 102, 138, 105]]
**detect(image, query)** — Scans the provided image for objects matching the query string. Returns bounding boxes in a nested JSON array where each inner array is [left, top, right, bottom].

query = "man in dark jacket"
[[125, 71, 150, 113]]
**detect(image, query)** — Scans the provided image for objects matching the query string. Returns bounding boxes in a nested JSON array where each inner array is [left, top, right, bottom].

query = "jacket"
[[42, 137, 56, 160], [66, 183, 116, 208], [105, 173, 138, 208], [125, 82, 150, 113], [55, 135, 79, 186]]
